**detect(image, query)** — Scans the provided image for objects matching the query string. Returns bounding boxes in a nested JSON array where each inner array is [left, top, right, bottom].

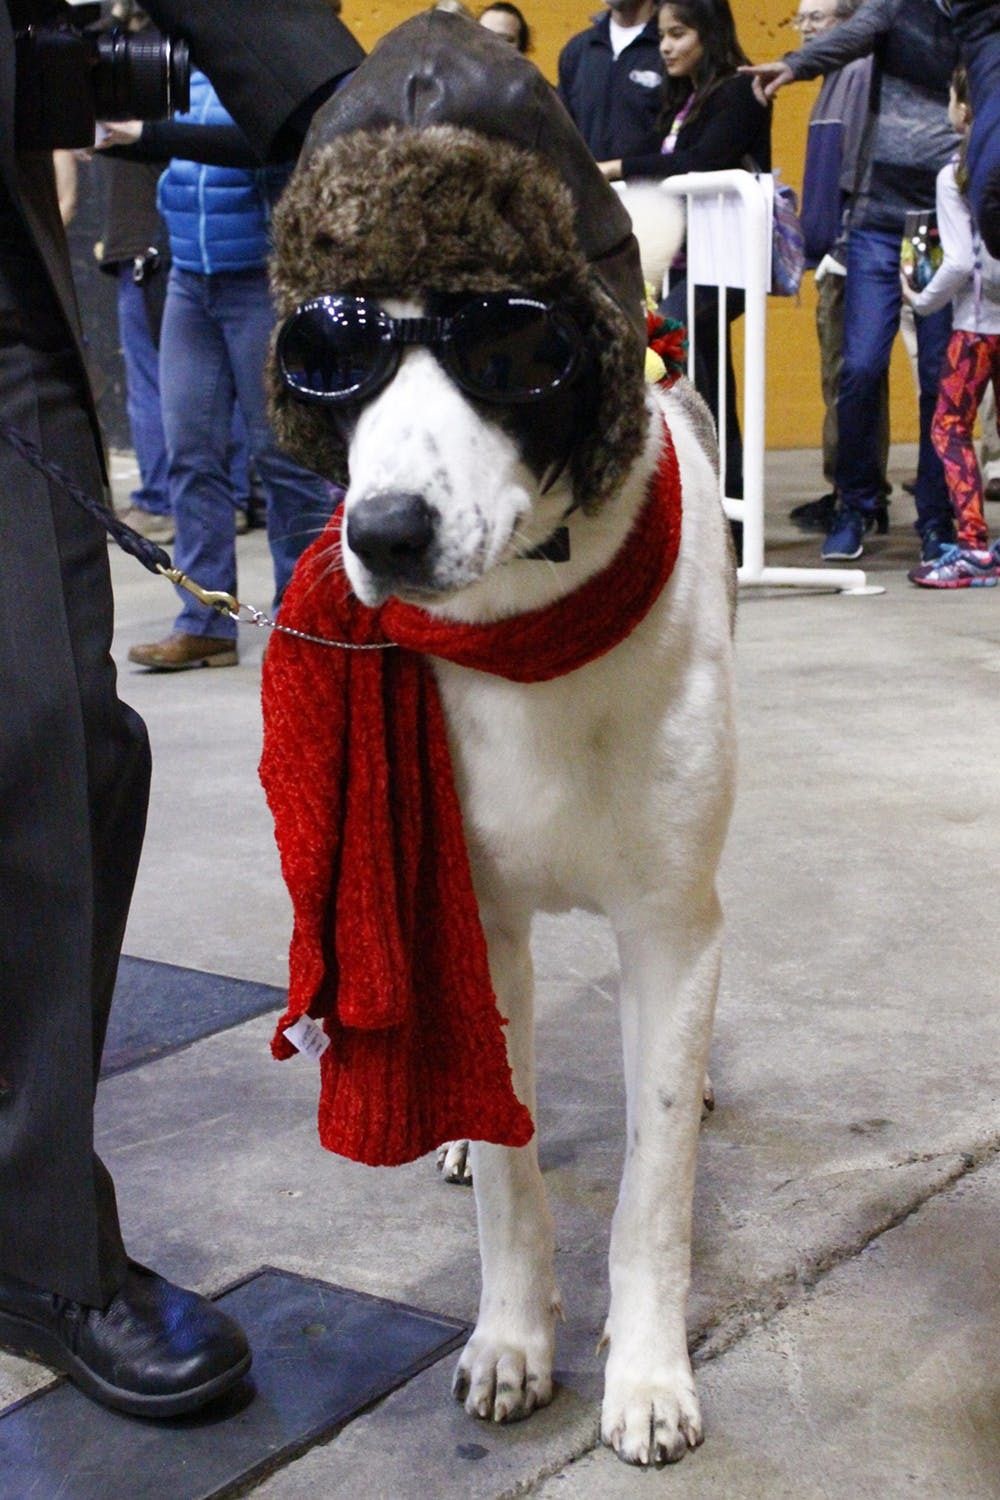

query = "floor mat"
[[0, 1266, 467, 1500], [102, 956, 285, 1076]]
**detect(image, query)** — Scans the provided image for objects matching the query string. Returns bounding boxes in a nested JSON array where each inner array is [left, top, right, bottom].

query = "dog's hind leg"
[[601, 891, 723, 1466], [436, 1139, 473, 1184], [452, 911, 559, 1424], [440, 1074, 711, 1191]]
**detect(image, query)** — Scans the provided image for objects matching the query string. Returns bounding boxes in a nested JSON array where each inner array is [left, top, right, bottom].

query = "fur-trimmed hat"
[[268, 12, 649, 511]]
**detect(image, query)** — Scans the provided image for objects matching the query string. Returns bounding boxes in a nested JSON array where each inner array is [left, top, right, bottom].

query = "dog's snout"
[[346, 492, 436, 578]]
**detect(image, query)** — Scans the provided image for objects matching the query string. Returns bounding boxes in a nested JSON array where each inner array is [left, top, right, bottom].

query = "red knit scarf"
[[260, 421, 682, 1166]]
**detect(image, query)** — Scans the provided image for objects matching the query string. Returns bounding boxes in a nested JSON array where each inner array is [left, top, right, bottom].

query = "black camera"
[[15, 1, 190, 150]]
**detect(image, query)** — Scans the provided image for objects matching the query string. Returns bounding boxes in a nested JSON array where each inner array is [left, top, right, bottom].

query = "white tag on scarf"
[[283, 1016, 330, 1060]]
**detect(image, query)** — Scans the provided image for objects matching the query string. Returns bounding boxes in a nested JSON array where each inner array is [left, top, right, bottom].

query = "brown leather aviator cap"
[[301, 11, 646, 344]]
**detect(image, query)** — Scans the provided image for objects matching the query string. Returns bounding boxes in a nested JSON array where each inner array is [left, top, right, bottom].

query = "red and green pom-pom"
[[645, 309, 688, 387]]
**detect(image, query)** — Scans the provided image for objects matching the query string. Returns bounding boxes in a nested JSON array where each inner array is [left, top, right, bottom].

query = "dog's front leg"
[[452, 913, 559, 1423], [601, 894, 723, 1466]]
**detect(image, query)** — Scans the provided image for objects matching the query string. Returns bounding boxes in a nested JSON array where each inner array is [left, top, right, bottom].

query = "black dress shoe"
[[0, 1261, 251, 1417]]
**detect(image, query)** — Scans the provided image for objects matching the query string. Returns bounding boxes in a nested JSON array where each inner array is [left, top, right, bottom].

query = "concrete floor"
[[1, 445, 998, 1499]]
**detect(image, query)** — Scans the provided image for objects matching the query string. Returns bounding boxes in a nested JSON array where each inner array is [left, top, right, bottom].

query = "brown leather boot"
[[128, 632, 238, 670], [113, 506, 176, 545]]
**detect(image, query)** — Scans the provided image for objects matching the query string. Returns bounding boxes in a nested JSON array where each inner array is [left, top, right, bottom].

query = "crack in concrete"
[[495, 1428, 602, 1500], [516, 1132, 1000, 1495], [691, 1134, 1000, 1366]]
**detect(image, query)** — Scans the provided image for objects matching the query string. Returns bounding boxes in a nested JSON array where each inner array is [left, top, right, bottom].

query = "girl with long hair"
[[598, 0, 769, 185], [599, 0, 770, 514]]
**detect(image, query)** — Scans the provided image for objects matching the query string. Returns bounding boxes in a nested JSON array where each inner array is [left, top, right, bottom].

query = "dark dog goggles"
[[275, 292, 584, 406]]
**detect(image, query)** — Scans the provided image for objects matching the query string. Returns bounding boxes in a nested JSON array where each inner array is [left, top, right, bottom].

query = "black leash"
[[0, 419, 173, 578], [0, 419, 571, 646], [0, 418, 390, 648]]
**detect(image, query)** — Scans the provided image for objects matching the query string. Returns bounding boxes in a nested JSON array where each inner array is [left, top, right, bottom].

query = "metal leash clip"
[[0, 418, 396, 652], [156, 564, 239, 617], [157, 563, 394, 651]]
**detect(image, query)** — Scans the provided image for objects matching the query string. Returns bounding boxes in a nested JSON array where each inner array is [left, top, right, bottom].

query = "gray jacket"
[[785, 0, 958, 235]]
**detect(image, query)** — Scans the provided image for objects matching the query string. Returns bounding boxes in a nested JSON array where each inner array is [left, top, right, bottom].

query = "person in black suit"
[[0, 0, 362, 1417]]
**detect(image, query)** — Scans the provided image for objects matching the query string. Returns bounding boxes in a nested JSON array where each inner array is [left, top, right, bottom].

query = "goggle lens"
[[277, 300, 392, 401], [449, 298, 581, 403], [277, 294, 581, 406]]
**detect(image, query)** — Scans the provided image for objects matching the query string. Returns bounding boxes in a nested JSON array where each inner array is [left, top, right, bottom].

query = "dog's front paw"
[[601, 1356, 703, 1466], [452, 1329, 554, 1423], [436, 1139, 473, 1185]]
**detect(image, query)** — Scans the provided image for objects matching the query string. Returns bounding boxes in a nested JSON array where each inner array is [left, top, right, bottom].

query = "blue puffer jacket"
[[157, 70, 290, 273]]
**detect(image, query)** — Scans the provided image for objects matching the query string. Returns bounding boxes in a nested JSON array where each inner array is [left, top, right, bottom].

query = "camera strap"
[[0, 419, 391, 653]]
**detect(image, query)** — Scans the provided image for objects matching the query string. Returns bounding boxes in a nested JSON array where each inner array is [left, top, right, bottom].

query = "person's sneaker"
[[820, 506, 864, 561], [907, 543, 1000, 588], [789, 492, 837, 532], [128, 632, 238, 670], [0, 1261, 250, 1418], [984, 477, 1000, 503], [115, 506, 175, 545], [918, 523, 957, 563]]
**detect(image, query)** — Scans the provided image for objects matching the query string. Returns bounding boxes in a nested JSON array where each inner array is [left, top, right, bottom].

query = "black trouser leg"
[[0, 230, 150, 1307]]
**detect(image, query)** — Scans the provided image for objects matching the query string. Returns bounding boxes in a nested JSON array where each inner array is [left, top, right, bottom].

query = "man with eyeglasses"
[[745, 0, 960, 570], [792, 0, 845, 36]]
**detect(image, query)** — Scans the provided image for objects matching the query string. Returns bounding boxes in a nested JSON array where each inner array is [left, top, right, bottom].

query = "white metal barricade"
[[655, 170, 870, 593]]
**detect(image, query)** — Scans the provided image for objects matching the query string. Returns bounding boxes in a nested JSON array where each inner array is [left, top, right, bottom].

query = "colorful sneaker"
[[907, 544, 1000, 588]]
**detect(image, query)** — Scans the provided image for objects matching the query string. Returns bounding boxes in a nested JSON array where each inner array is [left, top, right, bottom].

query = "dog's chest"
[[430, 655, 649, 908]]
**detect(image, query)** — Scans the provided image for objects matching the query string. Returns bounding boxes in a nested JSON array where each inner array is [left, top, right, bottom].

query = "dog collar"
[[519, 526, 571, 562]]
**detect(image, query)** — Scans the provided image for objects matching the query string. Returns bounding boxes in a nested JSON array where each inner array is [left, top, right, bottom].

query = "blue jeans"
[[159, 266, 333, 639], [835, 228, 952, 537], [117, 267, 169, 516]]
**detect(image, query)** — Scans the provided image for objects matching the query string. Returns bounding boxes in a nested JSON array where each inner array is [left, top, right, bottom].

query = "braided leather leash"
[[0, 419, 392, 651]]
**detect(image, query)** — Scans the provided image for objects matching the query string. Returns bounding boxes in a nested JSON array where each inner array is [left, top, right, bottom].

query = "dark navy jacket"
[[557, 12, 663, 161]]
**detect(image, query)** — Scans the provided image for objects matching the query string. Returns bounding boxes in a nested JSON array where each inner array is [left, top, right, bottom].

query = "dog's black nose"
[[346, 492, 436, 578]]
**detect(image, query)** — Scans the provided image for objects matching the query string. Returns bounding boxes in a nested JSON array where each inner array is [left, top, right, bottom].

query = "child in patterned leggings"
[[903, 66, 1000, 589]]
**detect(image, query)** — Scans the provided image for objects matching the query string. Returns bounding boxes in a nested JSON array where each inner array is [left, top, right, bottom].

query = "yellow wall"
[[339, 1, 918, 448]]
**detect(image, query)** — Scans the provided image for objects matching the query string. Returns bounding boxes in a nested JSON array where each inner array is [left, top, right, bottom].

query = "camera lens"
[[92, 27, 190, 122]]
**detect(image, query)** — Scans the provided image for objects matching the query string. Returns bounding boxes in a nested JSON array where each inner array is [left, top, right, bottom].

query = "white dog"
[[343, 354, 734, 1466], [265, 16, 736, 1468]]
